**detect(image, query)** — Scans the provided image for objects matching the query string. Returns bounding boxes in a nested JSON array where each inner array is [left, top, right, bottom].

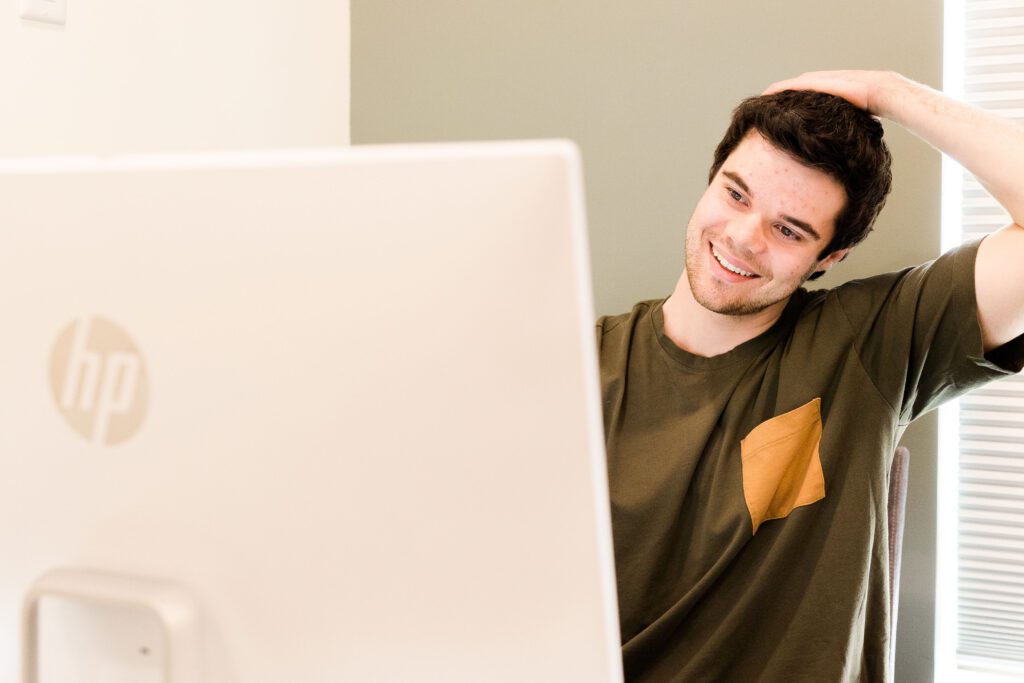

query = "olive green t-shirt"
[[596, 239, 1024, 682]]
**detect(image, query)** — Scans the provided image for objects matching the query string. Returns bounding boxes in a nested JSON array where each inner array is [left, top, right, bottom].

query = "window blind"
[[957, 0, 1024, 671]]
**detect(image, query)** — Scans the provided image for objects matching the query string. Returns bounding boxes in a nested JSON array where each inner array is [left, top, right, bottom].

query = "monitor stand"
[[23, 569, 202, 683]]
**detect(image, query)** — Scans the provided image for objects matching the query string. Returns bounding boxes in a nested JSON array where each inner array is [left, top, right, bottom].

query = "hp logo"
[[49, 317, 149, 446]]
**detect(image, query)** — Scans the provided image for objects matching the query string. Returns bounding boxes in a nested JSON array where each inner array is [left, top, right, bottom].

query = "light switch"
[[20, 0, 67, 26]]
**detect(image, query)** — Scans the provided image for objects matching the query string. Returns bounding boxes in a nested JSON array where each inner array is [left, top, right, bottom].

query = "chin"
[[698, 294, 773, 317], [689, 275, 791, 317]]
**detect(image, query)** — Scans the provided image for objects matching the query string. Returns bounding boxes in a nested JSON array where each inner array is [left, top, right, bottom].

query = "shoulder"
[[596, 299, 661, 339], [818, 240, 981, 325]]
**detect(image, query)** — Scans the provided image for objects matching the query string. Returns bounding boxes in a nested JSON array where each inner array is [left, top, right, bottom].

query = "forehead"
[[720, 132, 846, 237]]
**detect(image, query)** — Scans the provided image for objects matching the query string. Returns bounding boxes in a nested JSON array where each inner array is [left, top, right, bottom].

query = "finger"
[[796, 70, 852, 78], [762, 77, 869, 109], [763, 70, 857, 94], [762, 79, 802, 95], [762, 76, 835, 95]]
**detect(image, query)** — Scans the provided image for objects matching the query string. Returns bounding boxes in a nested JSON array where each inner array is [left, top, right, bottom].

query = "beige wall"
[[352, 2, 943, 680], [1, 0, 350, 157]]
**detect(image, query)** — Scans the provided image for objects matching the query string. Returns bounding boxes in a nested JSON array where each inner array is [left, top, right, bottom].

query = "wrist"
[[869, 72, 917, 121]]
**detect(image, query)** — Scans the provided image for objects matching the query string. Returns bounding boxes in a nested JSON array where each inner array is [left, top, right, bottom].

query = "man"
[[597, 70, 1024, 681]]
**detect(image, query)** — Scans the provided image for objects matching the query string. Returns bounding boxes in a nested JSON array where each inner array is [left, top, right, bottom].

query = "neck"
[[662, 270, 788, 358]]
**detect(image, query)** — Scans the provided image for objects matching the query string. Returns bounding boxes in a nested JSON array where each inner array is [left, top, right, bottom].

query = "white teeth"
[[712, 246, 756, 277]]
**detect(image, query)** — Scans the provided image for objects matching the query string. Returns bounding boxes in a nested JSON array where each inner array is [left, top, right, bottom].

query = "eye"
[[775, 224, 801, 241], [726, 187, 746, 204]]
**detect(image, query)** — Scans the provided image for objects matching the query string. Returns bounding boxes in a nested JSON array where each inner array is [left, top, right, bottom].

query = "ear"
[[817, 247, 851, 272]]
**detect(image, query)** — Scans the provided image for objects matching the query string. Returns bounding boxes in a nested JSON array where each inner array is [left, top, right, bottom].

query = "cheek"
[[774, 252, 819, 281], [690, 202, 727, 232], [691, 190, 722, 217]]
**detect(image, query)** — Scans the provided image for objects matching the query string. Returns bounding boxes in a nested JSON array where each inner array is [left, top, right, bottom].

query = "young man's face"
[[683, 131, 849, 317]]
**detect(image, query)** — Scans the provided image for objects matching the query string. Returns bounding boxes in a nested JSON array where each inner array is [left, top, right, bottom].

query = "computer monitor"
[[0, 142, 622, 682]]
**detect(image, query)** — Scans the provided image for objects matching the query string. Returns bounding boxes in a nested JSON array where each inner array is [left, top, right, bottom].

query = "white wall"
[[1, 0, 350, 157]]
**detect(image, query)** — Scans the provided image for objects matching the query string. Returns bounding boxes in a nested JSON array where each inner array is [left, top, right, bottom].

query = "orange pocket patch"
[[740, 398, 826, 534]]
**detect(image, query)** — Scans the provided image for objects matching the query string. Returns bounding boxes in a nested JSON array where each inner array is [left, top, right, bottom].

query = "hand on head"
[[762, 70, 895, 115]]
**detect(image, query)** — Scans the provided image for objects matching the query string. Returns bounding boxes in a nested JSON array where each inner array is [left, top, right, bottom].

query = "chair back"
[[888, 445, 911, 675]]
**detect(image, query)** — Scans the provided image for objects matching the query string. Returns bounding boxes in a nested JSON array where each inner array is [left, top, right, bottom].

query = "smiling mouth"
[[710, 244, 759, 278]]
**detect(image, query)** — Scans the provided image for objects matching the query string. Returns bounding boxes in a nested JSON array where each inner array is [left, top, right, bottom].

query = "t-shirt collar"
[[652, 290, 808, 371]]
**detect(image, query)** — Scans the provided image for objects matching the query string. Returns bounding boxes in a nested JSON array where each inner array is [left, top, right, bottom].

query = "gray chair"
[[888, 445, 911, 675]]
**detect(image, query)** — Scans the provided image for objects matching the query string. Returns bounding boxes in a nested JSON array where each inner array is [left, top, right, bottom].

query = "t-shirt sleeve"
[[833, 237, 1024, 425]]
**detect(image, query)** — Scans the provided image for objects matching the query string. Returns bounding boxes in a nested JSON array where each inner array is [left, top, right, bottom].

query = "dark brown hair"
[[708, 90, 893, 279]]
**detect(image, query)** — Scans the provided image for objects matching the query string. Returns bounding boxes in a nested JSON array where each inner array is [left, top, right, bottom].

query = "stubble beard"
[[684, 233, 818, 317]]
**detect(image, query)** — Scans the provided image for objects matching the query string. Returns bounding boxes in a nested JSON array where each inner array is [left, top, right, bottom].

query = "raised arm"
[[766, 70, 1024, 352]]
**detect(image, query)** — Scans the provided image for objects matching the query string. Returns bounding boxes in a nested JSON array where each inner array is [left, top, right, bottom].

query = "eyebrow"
[[721, 170, 823, 242]]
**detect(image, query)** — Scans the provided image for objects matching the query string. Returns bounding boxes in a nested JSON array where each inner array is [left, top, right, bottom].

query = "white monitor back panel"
[[0, 143, 621, 682]]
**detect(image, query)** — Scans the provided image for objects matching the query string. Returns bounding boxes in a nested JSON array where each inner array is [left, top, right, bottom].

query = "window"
[[938, 0, 1024, 679]]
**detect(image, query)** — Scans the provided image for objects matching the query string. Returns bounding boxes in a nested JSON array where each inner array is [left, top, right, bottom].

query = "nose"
[[724, 211, 767, 257]]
